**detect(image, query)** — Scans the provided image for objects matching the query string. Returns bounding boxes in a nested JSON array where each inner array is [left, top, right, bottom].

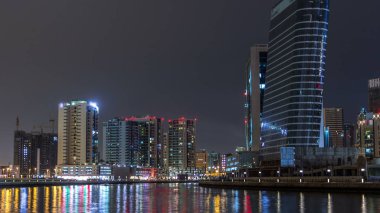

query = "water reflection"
[[0, 183, 379, 212]]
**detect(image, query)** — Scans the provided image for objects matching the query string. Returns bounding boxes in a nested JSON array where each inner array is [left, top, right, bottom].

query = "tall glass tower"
[[260, 0, 329, 162]]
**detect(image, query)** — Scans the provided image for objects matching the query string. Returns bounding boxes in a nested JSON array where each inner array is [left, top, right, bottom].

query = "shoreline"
[[199, 178, 380, 193], [0, 180, 198, 189]]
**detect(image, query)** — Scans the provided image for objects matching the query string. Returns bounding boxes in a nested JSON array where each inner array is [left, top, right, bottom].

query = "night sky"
[[0, 1, 379, 164]]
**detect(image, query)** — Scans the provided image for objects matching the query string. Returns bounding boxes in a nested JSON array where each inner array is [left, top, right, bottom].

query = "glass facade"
[[168, 118, 196, 170], [261, 0, 330, 161], [103, 116, 162, 168]]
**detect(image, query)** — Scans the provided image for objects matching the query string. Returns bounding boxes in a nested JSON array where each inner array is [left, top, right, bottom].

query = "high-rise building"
[[14, 130, 57, 176], [343, 123, 356, 148], [357, 109, 380, 159], [195, 150, 207, 173], [323, 108, 344, 147], [57, 101, 99, 165], [168, 118, 196, 171], [207, 151, 221, 169], [102, 116, 163, 168], [102, 118, 122, 164], [245, 44, 268, 151], [369, 78, 380, 113], [14, 130, 31, 176], [260, 0, 330, 163]]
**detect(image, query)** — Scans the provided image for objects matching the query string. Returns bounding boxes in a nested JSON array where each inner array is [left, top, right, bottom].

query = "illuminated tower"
[[261, 0, 330, 163], [168, 118, 196, 171], [57, 100, 99, 165], [245, 44, 268, 151]]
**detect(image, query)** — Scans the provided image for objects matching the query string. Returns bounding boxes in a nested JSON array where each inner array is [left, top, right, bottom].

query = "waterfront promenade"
[[200, 177, 380, 193], [0, 179, 198, 188]]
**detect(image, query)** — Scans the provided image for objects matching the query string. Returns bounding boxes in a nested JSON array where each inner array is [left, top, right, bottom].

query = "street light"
[[361, 168, 366, 183], [327, 169, 331, 183]]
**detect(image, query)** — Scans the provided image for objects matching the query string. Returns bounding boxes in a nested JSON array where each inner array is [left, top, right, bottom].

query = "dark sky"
[[0, 1, 379, 165]]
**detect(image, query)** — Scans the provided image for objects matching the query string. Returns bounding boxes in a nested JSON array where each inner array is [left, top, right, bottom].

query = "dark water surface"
[[0, 183, 379, 212]]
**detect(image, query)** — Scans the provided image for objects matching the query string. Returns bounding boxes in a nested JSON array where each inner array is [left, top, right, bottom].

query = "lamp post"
[[361, 168, 366, 183], [327, 169, 331, 183]]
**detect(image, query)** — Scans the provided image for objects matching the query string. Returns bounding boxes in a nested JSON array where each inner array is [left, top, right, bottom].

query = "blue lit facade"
[[261, 0, 330, 162], [245, 45, 268, 151]]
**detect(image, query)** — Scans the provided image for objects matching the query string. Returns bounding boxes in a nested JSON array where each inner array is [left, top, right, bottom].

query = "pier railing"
[[214, 176, 366, 183]]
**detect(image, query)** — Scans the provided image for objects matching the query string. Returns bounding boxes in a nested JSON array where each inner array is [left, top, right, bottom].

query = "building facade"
[[343, 123, 356, 148], [357, 109, 380, 159], [168, 118, 196, 171], [57, 101, 99, 165], [103, 116, 163, 168], [324, 108, 344, 147], [369, 78, 380, 113], [245, 44, 268, 151], [14, 130, 57, 176], [195, 150, 208, 173], [260, 0, 330, 164]]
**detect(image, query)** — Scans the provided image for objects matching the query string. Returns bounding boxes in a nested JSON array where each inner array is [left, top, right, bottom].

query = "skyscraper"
[[323, 108, 344, 147], [168, 118, 196, 171], [369, 78, 380, 113], [57, 101, 99, 165], [102, 116, 163, 168], [261, 0, 329, 163], [245, 44, 268, 151], [102, 118, 122, 164], [14, 130, 31, 176], [14, 128, 57, 176]]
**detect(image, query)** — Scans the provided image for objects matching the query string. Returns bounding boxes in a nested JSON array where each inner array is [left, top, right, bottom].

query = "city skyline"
[[0, 0, 380, 165]]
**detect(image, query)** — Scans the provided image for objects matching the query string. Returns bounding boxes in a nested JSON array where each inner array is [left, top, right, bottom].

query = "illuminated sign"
[[369, 78, 380, 88], [280, 147, 295, 167]]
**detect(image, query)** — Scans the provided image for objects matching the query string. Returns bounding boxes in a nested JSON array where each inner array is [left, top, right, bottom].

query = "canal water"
[[0, 183, 379, 212]]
